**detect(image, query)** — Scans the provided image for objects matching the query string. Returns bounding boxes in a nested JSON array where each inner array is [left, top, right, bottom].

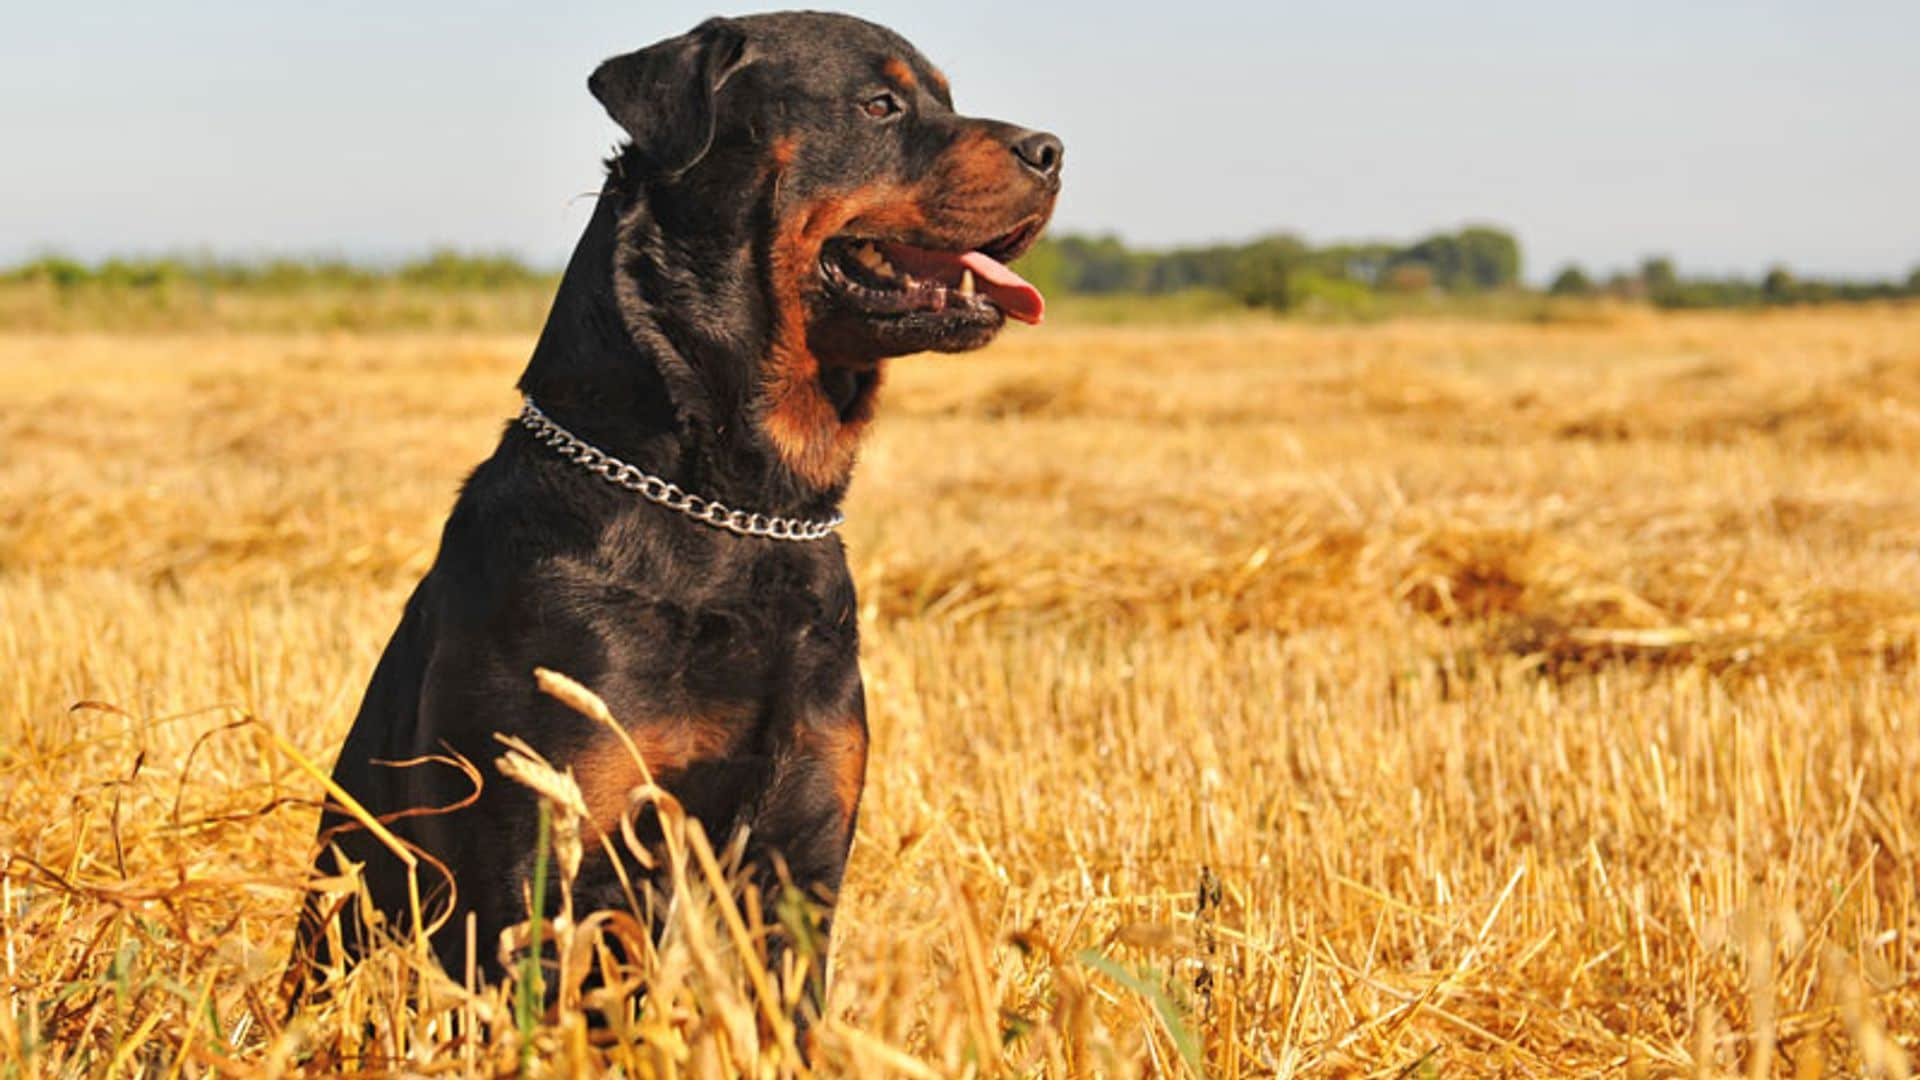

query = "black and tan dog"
[[290, 11, 1060, 1021]]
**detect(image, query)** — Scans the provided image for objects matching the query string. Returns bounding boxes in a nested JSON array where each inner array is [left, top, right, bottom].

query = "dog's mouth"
[[817, 219, 1047, 327]]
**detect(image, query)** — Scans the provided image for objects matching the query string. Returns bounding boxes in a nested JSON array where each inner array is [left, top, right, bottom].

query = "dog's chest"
[[549, 531, 859, 711]]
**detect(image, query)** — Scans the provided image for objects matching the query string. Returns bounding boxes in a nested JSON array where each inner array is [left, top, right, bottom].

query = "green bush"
[[1548, 265, 1596, 297]]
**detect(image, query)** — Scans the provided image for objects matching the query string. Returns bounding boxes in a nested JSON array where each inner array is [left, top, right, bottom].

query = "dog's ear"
[[590, 18, 751, 178]]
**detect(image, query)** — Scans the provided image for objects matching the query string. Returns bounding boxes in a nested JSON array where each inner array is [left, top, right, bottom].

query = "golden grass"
[[2, 306, 1918, 1075]]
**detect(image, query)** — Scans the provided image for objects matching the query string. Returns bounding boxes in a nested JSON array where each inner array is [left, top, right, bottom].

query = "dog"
[[290, 10, 1060, 1026]]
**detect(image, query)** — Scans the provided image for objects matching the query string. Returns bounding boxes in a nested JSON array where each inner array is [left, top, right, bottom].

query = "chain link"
[[517, 397, 844, 542]]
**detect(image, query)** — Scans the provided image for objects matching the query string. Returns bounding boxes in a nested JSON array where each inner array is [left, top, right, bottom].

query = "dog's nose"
[[1011, 131, 1064, 181]]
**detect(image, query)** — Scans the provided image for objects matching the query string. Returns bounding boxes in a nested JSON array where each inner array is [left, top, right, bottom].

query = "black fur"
[[290, 10, 1060, 1028]]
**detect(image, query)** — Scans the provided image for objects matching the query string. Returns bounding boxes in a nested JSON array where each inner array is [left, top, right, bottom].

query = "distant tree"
[[1289, 269, 1375, 315], [1455, 226, 1522, 290], [1227, 235, 1309, 310], [1640, 256, 1678, 301], [1313, 242, 1399, 287], [1604, 271, 1647, 302], [1762, 266, 1797, 304], [1048, 234, 1142, 293], [98, 258, 180, 289], [1389, 233, 1460, 290], [398, 250, 543, 289], [13, 256, 91, 288], [1548, 264, 1596, 297], [1388, 226, 1521, 292], [1381, 263, 1435, 294], [1146, 244, 1242, 293], [1907, 266, 1920, 296], [1796, 280, 1835, 304]]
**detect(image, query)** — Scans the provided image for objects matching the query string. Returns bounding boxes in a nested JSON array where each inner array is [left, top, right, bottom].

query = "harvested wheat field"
[[2, 306, 1918, 1076]]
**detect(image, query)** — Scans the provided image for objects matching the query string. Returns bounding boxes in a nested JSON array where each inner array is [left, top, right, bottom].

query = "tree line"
[[1015, 228, 1919, 312], [2, 251, 554, 292], [1545, 256, 1920, 308], [1016, 226, 1524, 310], [7, 232, 1918, 312]]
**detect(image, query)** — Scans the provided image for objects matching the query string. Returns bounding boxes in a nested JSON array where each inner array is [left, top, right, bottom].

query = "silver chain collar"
[[516, 397, 844, 542]]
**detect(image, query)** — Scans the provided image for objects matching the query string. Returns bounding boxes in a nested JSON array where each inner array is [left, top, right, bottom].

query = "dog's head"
[[590, 14, 1060, 430]]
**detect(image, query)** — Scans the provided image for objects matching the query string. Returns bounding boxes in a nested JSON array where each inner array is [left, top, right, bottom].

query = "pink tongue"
[[956, 250, 1045, 325], [882, 243, 1047, 325]]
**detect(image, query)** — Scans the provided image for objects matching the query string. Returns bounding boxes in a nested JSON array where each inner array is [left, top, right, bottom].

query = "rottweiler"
[[290, 10, 1061, 1026]]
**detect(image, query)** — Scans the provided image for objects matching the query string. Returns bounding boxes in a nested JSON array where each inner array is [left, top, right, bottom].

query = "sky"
[[3, 1, 1916, 281]]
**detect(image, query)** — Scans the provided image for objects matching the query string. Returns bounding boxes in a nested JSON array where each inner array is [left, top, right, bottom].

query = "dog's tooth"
[[875, 259, 897, 278], [958, 268, 975, 297], [856, 245, 883, 269]]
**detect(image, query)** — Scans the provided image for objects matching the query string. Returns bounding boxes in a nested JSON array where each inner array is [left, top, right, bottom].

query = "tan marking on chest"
[[798, 719, 869, 824], [573, 711, 754, 838]]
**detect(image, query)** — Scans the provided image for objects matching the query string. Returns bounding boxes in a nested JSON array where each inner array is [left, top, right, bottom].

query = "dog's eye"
[[860, 93, 903, 121]]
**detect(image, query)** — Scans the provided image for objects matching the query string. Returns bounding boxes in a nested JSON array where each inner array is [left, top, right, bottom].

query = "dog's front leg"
[[741, 701, 868, 1036]]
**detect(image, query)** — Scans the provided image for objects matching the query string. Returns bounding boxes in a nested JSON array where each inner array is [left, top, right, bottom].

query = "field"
[[2, 306, 1918, 1076]]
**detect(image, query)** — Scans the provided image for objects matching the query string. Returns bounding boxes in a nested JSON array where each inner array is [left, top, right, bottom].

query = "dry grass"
[[2, 306, 1918, 1075]]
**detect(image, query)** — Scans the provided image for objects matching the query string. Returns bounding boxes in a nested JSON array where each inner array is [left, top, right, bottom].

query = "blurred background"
[[4, 0, 1916, 327]]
